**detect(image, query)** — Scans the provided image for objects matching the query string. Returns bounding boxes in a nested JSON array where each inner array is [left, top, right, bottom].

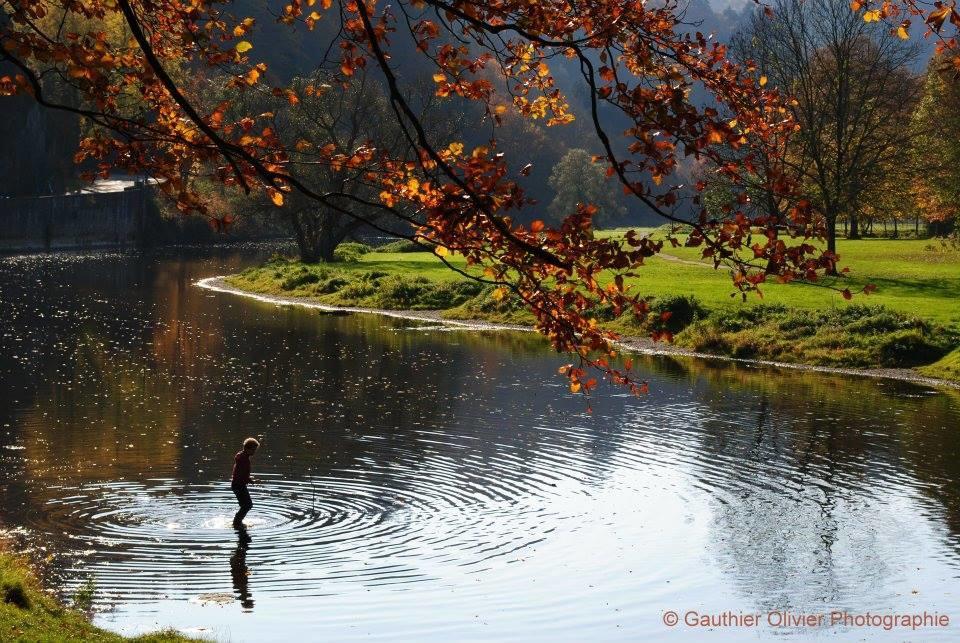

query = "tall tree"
[[732, 0, 921, 255], [908, 51, 960, 234], [547, 149, 626, 228], [262, 71, 454, 262]]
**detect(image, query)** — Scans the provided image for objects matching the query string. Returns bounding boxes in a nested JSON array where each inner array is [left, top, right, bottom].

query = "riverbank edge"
[[197, 276, 960, 391], [0, 540, 198, 642]]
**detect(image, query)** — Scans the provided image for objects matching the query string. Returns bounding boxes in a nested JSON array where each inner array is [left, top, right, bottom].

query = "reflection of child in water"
[[230, 527, 254, 610], [232, 437, 259, 527]]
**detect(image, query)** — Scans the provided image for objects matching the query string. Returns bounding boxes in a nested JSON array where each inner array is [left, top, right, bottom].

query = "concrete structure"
[[0, 184, 152, 252]]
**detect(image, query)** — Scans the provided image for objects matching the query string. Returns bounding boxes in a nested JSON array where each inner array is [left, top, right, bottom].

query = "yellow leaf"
[[863, 9, 880, 22], [436, 245, 449, 257], [491, 286, 507, 301], [432, 73, 447, 83], [897, 25, 909, 40], [759, 75, 768, 87], [407, 178, 420, 194], [269, 188, 284, 207], [569, 381, 581, 393], [235, 41, 253, 53]]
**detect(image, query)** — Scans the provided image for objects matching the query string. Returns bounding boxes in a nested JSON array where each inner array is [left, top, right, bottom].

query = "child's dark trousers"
[[232, 483, 252, 524]]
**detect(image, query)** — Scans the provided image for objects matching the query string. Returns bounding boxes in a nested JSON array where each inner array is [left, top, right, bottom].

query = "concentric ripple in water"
[[35, 468, 566, 604]]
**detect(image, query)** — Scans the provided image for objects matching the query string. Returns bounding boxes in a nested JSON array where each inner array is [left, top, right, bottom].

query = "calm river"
[[1, 247, 959, 641]]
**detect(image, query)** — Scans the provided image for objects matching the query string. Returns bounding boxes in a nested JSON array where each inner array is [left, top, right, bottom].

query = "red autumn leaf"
[[926, 5, 952, 31]]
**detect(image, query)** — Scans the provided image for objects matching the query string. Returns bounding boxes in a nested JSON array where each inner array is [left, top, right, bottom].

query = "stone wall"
[[0, 186, 150, 252]]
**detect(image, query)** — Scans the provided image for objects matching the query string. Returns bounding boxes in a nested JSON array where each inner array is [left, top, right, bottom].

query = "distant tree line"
[[699, 0, 957, 255]]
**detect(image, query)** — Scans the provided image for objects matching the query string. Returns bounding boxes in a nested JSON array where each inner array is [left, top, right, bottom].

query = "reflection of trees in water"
[[1, 249, 603, 532], [180, 301, 607, 499], [0, 251, 279, 500], [641, 355, 960, 606]]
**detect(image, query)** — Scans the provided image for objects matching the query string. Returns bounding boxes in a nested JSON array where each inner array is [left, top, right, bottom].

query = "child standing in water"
[[232, 437, 259, 527]]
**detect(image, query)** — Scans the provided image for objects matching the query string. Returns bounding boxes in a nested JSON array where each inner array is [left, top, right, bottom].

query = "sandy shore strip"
[[197, 275, 960, 391]]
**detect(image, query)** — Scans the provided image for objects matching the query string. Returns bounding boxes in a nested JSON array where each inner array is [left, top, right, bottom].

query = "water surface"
[[1, 247, 959, 641]]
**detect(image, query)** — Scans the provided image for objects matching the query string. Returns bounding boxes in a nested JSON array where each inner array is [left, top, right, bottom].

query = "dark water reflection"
[[1, 246, 959, 641]]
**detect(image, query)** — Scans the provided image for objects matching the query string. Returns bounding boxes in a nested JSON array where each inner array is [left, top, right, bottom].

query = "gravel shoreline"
[[197, 275, 960, 391]]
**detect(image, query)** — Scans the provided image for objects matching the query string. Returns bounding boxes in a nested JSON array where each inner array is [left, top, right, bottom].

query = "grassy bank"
[[0, 549, 195, 642], [224, 235, 960, 381]]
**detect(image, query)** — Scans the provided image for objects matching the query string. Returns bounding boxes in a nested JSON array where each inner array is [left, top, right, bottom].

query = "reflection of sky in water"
[[1, 246, 959, 641]]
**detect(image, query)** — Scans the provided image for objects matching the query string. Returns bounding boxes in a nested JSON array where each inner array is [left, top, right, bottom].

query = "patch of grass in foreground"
[[0, 551, 197, 642]]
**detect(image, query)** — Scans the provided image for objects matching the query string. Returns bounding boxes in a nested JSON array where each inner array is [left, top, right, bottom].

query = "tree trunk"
[[825, 210, 838, 274], [288, 212, 320, 263], [848, 214, 860, 239], [315, 227, 340, 262], [289, 209, 350, 262]]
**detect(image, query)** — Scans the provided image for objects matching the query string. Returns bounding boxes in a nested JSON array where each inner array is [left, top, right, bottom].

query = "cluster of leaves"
[[4, 0, 941, 394]]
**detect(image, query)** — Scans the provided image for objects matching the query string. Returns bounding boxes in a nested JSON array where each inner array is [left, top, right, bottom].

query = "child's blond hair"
[[243, 437, 260, 450]]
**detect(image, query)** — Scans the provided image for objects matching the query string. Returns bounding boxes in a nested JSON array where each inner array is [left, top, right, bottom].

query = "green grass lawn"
[[597, 229, 960, 328]]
